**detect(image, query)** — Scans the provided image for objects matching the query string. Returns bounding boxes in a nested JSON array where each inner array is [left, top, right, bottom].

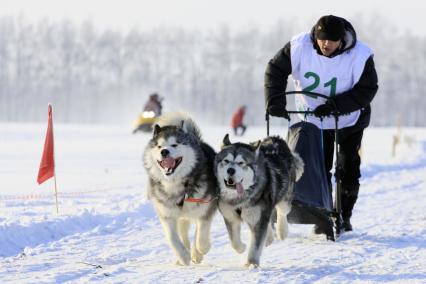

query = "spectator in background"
[[143, 93, 163, 117], [231, 105, 247, 136]]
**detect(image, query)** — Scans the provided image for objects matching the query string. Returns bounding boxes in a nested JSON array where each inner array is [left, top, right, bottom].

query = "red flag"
[[37, 104, 55, 185]]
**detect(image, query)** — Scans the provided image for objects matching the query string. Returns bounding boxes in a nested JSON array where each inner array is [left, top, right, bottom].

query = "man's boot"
[[341, 184, 359, 231]]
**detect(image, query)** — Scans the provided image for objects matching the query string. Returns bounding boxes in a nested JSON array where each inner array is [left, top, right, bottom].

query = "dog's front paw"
[[276, 228, 288, 240], [196, 241, 211, 255], [232, 242, 246, 254], [244, 262, 259, 269], [191, 246, 204, 264], [175, 250, 191, 266], [176, 258, 190, 266]]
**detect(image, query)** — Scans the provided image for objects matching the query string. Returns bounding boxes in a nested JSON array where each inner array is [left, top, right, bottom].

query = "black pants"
[[322, 128, 364, 189], [233, 124, 247, 136]]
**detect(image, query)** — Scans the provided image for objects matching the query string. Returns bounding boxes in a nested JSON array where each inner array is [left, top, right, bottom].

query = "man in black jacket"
[[264, 15, 378, 232]]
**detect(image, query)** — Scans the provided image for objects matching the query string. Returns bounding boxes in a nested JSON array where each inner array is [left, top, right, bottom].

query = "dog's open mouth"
[[224, 178, 244, 196], [158, 157, 182, 175]]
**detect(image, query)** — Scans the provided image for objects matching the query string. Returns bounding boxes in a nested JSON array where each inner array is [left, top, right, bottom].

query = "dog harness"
[[175, 180, 218, 206]]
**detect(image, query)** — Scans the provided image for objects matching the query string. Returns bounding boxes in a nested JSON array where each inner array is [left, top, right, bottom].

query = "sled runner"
[[266, 90, 345, 241]]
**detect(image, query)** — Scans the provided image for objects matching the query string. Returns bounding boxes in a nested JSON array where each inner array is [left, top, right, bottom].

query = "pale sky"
[[1, 0, 424, 36]]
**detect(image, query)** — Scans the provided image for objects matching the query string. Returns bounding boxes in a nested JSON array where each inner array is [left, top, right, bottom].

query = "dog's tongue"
[[236, 182, 244, 196], [161, 157, 175, 169]]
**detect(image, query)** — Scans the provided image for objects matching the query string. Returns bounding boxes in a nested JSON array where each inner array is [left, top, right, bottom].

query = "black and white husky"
[[215, 134, 304, 267], [143, 112, 218, 265]]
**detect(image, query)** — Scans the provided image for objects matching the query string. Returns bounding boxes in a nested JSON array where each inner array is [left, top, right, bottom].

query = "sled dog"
[[215, 134, 304, 267], [143, 112, 218, 265]]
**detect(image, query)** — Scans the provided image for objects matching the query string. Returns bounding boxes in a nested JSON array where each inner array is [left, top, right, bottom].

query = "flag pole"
[[50, 103, 59, 214], [54, 174, 59, 214]]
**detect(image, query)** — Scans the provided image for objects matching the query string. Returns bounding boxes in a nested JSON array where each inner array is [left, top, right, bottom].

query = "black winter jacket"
[[264, 17, 378, 131]]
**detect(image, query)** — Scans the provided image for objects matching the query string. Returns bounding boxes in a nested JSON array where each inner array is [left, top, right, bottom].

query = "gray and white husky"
[[143, 112, 218, 265], [215, 134, 304, 267]]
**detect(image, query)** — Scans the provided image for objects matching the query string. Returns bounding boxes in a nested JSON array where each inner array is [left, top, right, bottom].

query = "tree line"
[[0, 14, 424, 126]]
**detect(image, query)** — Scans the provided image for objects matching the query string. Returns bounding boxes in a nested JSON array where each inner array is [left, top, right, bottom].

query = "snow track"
[[1, 125, 426, 283]]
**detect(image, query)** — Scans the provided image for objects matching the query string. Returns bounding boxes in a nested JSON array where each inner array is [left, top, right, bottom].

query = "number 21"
[[302, 71, 337, 97]]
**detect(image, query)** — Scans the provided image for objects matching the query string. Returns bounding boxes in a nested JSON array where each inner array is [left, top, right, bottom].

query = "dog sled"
[[266, 91, 345, 241]]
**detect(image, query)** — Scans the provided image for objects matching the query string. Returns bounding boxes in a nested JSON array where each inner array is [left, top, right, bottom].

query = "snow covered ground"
[[1, 122, 425, 283]]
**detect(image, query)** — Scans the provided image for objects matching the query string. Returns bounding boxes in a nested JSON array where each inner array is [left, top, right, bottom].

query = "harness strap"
[[184, 195, 218, 204]]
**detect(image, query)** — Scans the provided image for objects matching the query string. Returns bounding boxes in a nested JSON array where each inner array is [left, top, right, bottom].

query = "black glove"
[[267, 97, 290, 120], [313, 103, 333, 117], [268, 105, 290, 120]]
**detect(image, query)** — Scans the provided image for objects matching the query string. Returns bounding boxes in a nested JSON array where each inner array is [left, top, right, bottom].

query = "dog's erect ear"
[[250, 140, 261, 153], [153, 124, 162, 135], [221, 134, 231, 149], [250, 140, 261, 158]]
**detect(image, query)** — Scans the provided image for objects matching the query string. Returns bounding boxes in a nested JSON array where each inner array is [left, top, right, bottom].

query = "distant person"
[[264, 15, 378, 232], [231, 105, 247, 136], [143, 93, 163, 117]]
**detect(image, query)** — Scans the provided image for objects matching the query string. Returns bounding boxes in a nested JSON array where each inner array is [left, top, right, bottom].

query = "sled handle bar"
[[283, 90, 330, 100], [265, 90, 339, 128], [265, 90, 338, 112], [287, 110, 314, 114]]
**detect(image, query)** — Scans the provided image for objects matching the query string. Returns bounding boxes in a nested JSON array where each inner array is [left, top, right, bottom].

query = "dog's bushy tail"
[[262, 136, 304, 182], [155, 111, 202, 139]]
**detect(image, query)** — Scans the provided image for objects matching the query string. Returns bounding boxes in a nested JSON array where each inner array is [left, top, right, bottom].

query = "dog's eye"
[[237, 162, 245, 166], [157, 146, 161, 149], [223, 159, 230, 164], [171, 144, 178, 148]]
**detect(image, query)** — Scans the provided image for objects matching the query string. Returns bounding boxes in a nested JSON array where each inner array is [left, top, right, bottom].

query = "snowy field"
[[1, 122, 425, 283]]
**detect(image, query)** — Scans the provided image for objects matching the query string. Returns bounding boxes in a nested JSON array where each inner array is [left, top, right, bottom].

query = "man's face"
[[316, 39, 341, 57]]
